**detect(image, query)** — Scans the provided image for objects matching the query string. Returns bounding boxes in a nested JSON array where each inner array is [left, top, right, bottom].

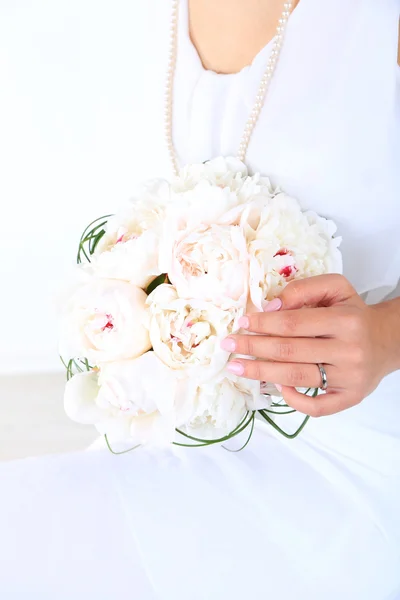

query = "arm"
[[370, 297, 400, 374]]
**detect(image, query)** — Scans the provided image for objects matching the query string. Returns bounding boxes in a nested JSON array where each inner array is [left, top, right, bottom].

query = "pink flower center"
[[279, 265, 297, 278], [274, 248, 289, 257], [115, 228, 138, 245], [274, 248, 297, 279], [102, 314, 114, 332]]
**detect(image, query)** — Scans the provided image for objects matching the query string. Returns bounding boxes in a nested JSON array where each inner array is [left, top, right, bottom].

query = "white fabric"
[[1, 0, 400, 598], [173, 0, 400, 302]]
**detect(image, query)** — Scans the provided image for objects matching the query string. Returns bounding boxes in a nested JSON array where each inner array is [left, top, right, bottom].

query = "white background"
[[0, 0, 167, 375]]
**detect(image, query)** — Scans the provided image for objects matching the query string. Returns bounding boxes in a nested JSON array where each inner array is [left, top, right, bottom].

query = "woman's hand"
[[222, 275, 400, 417]]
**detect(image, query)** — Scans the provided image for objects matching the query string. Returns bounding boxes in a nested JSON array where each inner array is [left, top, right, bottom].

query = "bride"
[[0, 1, 399, 598]]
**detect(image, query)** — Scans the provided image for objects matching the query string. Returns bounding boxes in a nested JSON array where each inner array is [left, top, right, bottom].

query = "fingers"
[[278, 275, 357, 310], [279, 387, 362, 417], [227, 359, 340, 389], [222, 334, 341, 364], [238, 307, 338, 337]]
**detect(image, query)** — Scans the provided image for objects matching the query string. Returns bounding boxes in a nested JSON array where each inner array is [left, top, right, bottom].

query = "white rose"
[[162, 224, 249, 309], [181, 372, 262, 440], [147, 284, 240, 378], [64, 353, 179, 446], [92, 179, 170, 287], [60, 276, 151, 364], [247, 193, 342, 309]]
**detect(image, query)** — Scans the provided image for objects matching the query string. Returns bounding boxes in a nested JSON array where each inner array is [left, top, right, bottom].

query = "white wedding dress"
[[1, 1, 400, 598]]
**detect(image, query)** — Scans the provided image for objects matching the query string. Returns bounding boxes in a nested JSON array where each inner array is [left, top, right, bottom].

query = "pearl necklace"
[[165, 0, 293, 177]]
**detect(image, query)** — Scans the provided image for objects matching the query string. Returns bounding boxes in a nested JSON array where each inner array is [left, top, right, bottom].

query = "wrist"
[[370, 298, 400, 374]]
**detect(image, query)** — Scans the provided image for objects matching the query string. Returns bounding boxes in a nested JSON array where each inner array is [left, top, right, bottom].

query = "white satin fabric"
[[0, 1, 399, 598]]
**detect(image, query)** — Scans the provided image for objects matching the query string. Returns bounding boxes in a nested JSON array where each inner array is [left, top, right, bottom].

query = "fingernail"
[[275, 383, 283, 392], [263, 298, 282, 312], [220, 337, 236, 352], [238, 316, 250, 329], [227, 361, 245, 376]]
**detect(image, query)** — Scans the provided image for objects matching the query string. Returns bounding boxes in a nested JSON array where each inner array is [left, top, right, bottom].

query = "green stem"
[[105, 435, 140, 455], [223, 414, 256, 453], [263, 408, 297, 415], [174, 412, 254, 448], [258, 410, 310, 439]]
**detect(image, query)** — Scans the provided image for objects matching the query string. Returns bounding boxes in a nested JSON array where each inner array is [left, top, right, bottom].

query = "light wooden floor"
[[0, 372, 97, 461]]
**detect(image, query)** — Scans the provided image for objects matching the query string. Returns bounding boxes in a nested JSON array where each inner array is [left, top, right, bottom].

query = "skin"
[[188, 1, 400, 416], [190, 1, 400, 73], [189, 0, 301, 74]]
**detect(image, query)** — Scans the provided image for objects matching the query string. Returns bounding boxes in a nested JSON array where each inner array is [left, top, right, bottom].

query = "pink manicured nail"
[[238, 316, 250, 329], [227, 362, 245, 376], [263, 298, 282, 312], [220, 338, 236, 352], [275, 383, 283, 392]]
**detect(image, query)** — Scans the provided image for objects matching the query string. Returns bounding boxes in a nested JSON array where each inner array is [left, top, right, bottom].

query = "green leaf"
[[145, 273, 169, 295], [89, 230, 106, 254], [60, 356, 92, 381], [76, 215, 112, 264]]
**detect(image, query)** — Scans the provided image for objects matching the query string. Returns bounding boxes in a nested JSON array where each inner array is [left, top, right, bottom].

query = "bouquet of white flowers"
[[60, 157, 342, 451]]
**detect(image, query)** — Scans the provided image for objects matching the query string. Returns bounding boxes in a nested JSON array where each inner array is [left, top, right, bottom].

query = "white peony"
[[64, 353, 180, 446], [173, 156, 273, 203], [60, 157, 343, 449], [181, 372, 263, 440], [60, 277, 151, 364], [160, 158, 273, 250], [162, 224, 249, 309], [173, 156, 249, 193], [246, 193, 343, 309], [92, 179, 170, 287], [146, 284, 240, 379]]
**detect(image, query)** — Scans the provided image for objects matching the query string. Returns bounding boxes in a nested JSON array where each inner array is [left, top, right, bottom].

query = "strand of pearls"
[[165, 0, 292, 176], [238, 2, 292, 161], [165, 0, 180, 177]]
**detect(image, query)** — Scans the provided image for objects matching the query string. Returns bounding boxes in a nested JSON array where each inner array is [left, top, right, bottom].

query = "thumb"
[[279, 274, 357, 310]]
